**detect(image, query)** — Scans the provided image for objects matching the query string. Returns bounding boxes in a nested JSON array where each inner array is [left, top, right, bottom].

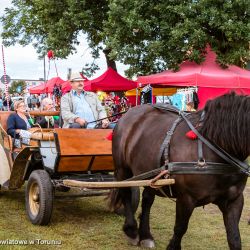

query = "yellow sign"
[[125, 87, 177, 96]]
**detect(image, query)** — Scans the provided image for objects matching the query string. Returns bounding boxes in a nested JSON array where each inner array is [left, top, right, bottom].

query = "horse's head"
[[201, 92, 250, 161]]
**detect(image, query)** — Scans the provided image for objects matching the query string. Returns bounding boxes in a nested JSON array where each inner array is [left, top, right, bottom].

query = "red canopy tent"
[[84, 67, 137, 91], [44, 77, 65, 93], [197, 87, 250, 108], [29, 83, 46, 94], [137, 47, 250, 108], [61, 80, 72, 94], [29, 77, 65, 94], [29, 83, 45, 94]]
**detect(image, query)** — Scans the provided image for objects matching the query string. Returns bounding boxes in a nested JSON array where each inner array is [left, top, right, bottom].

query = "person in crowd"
[[0, 96, 3, 111], [34, 98, 59, 128], [61, 72, 110, 128], [33, 102, 41, 111], [7, 100, 32, 146], [27, 95, 32, 109], [3, 97, 13, 111], [186, 102, 196, 112]]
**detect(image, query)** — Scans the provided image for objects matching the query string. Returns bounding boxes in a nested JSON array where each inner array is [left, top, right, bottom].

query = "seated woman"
[[34, 98, 59, 128], [7, 100, 33, 147]]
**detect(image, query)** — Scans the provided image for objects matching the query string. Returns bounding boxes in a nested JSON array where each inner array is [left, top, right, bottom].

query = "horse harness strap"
[[153, 104, 250, 175], [125, 104, 249, 186], [197, 139, 205, 166], [180, 111, 250, 176], [158, 116, 183, 167], [125, 166, 166, 182], [168, 162, 241, 175]]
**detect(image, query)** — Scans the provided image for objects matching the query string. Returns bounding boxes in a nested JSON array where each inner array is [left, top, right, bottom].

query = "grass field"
[[1, 183, 250, 250]]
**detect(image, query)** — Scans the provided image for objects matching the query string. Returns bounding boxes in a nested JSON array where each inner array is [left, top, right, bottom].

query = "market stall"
[[83, 67, 137, 92], [137, 46, 250, 109], [29, 77, 65, 94], [29, 83, 46, 94]]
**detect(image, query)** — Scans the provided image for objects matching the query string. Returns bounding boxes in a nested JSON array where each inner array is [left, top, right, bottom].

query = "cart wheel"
[[115, 187, 140, 216], [25, 170, 54, 225]]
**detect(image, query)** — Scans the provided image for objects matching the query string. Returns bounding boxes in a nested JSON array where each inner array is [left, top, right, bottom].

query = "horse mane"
[[200, 92, 250, 160]]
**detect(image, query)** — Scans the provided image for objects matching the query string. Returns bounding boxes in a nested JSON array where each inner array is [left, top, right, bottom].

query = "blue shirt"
[[72, 91, 96, 129]]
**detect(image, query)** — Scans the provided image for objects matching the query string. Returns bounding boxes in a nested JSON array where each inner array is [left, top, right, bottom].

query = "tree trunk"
[[103, 48, 117, 71]]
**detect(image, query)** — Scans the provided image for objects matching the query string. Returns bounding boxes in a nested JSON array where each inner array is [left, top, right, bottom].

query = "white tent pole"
[[136, 87, 138, 106]]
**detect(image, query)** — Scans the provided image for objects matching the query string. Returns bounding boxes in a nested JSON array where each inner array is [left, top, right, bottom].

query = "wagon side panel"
[[54, 129, 114, 173]]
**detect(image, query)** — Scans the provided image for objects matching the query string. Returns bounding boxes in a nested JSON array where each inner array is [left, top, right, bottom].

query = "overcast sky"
[[0, 0, 127, 81]]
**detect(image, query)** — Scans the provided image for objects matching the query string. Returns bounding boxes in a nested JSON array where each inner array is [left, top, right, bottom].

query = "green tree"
[[1, 0, 116, 76], [9, 80, 26, 95], [105, 0, 250, 77], [1, 1, 249, 78]]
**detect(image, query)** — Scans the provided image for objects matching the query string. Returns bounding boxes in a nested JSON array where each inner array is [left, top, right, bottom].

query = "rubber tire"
[[115, 187, 140, 216], [25, 170, 54, 225]]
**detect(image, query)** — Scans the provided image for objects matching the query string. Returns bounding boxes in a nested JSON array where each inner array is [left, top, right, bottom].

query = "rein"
[[86, 110, 128, 125]]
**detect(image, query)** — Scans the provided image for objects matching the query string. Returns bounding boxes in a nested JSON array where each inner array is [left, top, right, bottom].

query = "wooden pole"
[[63, 179, 175, 189], [28, 110, 60, 116]]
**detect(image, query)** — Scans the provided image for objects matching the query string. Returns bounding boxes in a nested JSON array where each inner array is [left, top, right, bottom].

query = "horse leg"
[[138, 187, 156, 248], [167, 196, 195, 250], [217, 194, 244, 250], [122, 187, 139, 246]]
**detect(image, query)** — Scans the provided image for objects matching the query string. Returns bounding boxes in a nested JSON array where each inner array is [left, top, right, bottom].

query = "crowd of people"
[[0, 92, 46, 111], [4, 72, 120, 148], [2, 71, 198, 149]]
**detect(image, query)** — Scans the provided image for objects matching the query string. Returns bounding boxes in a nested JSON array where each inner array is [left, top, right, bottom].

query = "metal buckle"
[[197, 158, 206, 167]]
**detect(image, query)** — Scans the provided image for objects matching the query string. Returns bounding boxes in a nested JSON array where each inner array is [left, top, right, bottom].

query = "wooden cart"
[[0, 111, 174, 225]]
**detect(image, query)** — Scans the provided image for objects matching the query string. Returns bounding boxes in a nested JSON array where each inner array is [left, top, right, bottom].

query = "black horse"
[[109, 92, 250, 249]]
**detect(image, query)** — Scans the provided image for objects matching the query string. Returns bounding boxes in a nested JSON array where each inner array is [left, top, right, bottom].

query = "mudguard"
[[9, 147, 39, 190]]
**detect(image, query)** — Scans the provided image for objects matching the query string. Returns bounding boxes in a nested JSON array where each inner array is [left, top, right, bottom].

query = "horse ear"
[[186, 130, 198, 140]]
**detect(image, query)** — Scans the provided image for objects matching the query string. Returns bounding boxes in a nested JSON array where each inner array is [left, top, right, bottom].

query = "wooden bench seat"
[[0, 111, 14, 132]]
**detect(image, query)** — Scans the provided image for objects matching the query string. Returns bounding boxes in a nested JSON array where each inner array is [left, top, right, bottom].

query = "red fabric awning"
[[84, 67, 137, 91], [44, 77, 65, 93], [29, 83, 46, 94], [29, 77, 66, 94], [61, 81, 72, 94], [198, 87, 250, 109], [137, 47, 250, 88]]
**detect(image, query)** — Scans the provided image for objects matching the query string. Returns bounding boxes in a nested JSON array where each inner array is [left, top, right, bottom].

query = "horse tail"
[[108, 188, 123, 212], [108, 121, 133, 211]]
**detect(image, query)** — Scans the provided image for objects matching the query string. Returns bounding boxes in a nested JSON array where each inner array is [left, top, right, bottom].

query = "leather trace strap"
[[180, 111, 250, 176], [125, 166, 167, 182]]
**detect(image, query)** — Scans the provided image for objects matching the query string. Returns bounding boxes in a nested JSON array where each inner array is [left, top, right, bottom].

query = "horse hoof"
[[126, 235, 139, 246], [140, 239, 155, 248]]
